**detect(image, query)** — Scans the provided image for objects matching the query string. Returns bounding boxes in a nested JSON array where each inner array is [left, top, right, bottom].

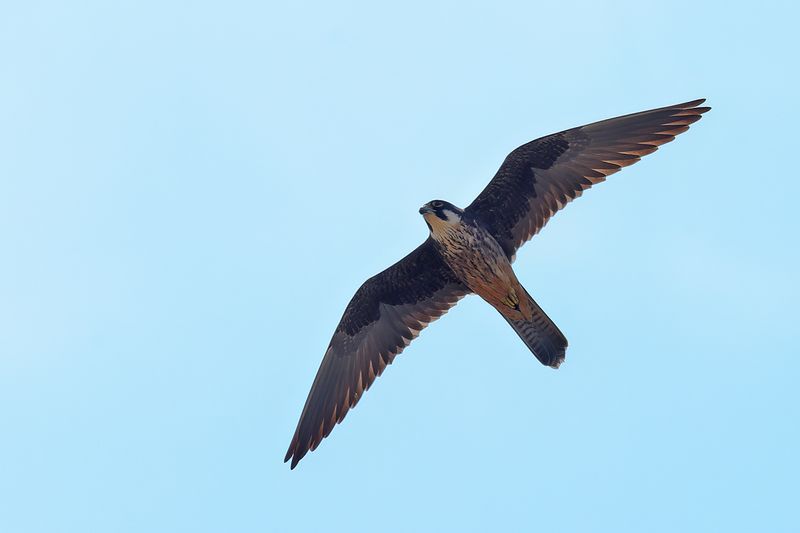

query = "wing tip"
[[284, 443, 296, 467], [680, 98, 711, 114], [285, 442, 306, 470], [683, 97, 705, 106]]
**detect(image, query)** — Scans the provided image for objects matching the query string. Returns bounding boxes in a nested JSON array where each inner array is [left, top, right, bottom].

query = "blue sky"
[[1, 1, 798, 532]]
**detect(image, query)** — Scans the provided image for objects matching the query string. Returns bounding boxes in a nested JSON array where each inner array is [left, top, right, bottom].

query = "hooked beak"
[[419, 204, 433, 215]]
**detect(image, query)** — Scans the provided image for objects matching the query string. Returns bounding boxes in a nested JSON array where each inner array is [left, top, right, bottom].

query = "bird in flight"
[[285, 99, 709, 468]]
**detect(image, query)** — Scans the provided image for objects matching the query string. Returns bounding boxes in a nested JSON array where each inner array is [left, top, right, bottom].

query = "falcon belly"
[[423, 208, 532, 321]]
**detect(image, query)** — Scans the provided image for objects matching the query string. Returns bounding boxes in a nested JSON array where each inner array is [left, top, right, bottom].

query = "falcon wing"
[[465, 99, 710, 259], [284, 238, 469, 468]]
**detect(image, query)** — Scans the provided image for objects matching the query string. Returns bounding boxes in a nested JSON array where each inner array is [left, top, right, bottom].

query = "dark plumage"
[[468, 99, 709, 259], [285, 99, 710, 468]]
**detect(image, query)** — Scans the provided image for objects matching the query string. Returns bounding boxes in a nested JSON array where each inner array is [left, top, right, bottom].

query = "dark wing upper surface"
[[284, 238, 469, 468], [466, 99, 710, 259]]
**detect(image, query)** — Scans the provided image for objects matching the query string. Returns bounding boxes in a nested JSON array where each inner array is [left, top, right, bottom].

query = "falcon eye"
[[432, 201, 443, 208]]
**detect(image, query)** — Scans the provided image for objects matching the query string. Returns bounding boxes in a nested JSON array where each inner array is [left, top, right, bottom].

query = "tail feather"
[[501, 292, 567, 368]]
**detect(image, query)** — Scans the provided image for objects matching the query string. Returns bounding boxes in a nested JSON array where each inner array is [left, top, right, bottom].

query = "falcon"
[[285, 99, 709, 468]]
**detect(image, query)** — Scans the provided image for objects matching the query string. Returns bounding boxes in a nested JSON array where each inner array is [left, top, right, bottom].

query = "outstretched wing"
[[284, 238, 469, 468], [466, 99, 710, 259]]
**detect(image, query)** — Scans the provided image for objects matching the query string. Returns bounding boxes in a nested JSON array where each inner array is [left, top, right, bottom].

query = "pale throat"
[[423, 212, 461, 240]]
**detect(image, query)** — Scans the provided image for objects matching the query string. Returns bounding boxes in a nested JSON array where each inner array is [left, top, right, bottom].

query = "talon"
[[503, 289, 520, 310]]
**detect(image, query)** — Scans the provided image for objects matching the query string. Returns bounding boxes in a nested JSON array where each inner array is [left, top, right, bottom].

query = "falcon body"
[[421, 201, 535, 323], [285, 99, 710, 468]]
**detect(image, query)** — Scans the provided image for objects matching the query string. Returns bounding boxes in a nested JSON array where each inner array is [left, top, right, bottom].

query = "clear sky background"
[[1, 1, 798, 532]]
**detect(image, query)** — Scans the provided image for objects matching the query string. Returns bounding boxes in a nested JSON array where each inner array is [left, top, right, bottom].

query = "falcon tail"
[[501, 290, 568, 368]]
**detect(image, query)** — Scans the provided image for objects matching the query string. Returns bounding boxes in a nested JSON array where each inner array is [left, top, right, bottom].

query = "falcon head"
[[419, 200, 463, 233]]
